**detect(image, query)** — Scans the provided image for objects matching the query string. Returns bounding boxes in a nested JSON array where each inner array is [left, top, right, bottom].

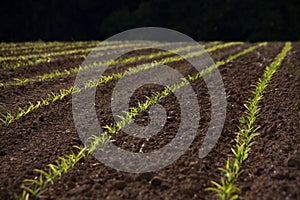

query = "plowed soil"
[[0, 42, 299, 200]]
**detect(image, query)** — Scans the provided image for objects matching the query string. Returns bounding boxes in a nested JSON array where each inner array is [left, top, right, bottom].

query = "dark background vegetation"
[[1, 0, 300, 42]]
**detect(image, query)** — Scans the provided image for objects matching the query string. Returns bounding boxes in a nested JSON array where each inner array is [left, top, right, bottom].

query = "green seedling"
[[0, 42, 241, 126], [15, 43, 266, 200], [1, 41, 223, 87], [206, 42, 291, 200]]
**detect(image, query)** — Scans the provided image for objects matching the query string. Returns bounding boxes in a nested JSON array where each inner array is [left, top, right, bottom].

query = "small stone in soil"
[[68, 184, 90, 195], [287, 155, 300, 169], [150, 176, 162, 186], [112, 180, 127, 190]]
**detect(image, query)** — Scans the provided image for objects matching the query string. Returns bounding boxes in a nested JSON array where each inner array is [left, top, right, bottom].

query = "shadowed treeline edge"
[[1, 0, 299, 41]]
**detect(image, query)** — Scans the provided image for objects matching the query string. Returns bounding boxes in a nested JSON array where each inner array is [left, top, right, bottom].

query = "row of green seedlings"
[[0, 41, 197, 86], [2, 41, 198, 70], [206, 42, 292, 200], [1, 41, 99, 58], [15, 42, 267, 200], [1, 41, 217, 56], [0, 41, 188, 87], [0, 41, 96, 57], [0, 41, 161, 69], [0, 41, 150, 70], [0, 42, 241, 126], [0, 44, 162, 86], [0, 41, 218, 69], [0, 41, 227, 88], [0, 41, 91, 48], [0, 41, 100, 53], [0, 40, 147, 61], [0, 42, 215, 123], [0, 42, 234, 125], [1, 41, 160, 70], [0, 40, 193, 56], [0, 42, 61, 51]]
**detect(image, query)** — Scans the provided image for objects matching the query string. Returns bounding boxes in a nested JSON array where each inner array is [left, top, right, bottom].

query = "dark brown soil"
[[0, 44, 244, 117], [0, 42, 298, 200], [0, 56, 85, 81], [237, 43, 300, 200], [0, 41, 218, 83]]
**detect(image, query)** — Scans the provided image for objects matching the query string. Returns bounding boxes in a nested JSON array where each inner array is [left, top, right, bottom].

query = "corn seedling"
[[0, 41, 99, 52], [0, 42, 241, 127], [1, 42, 237, 88], [1, 41, 155, 69], [2, 41, 101, 56], [205, 42, 291, 200], [15, 42, 266, 200]]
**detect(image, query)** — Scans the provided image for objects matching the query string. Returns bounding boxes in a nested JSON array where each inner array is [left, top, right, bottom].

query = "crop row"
[[0, 42, 240, 126], [0, 42, 231, 88], [206, 42, 292, 200], [0, 40, 194, 63], [1, 41, 98, 57], [0, 41, 100, 52], [0, 41, 216, 54], [0, 41, 219, 70], [0, 41, 165, 67], [1, 41, 204, 70], [1, 41, 163, 70], [14, 43, 266, 200]]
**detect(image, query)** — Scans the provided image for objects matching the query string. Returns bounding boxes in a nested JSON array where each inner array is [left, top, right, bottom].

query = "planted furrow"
[[1, 41, 215, 56], [15, 43, 266, 199], [1, 41, 221, 113], [0, 41, 224, 88], [40, 42, 282, 200], [206, 42, 291, 200], [0, 41, 175, 82], [0, 41, 185, 83], [0, 41, 98, 58], [0, 41, 236, 199], [0, 42, 241, 126], [0, 41, 100, 54], [0, 42, 58, 51], [237, 43, 300, 199], [0, 41, 162, 70], [0, 42, 160, 82], [0, 41, 217, 72], [0, 41, 157, 62]]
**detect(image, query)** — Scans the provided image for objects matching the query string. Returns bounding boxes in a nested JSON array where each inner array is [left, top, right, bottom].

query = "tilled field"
[[0, 41, 299, 200]]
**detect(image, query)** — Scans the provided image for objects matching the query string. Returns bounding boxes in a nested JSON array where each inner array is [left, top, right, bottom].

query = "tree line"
[[1, 0, 299, 41]]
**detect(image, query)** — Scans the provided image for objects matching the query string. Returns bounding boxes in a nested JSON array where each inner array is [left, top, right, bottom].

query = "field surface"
[[0, 41, 299, 200]]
